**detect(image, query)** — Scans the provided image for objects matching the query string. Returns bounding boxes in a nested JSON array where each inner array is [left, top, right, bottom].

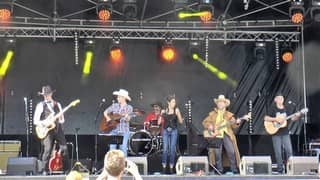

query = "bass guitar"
[[35, 99, 80, 139], [48, 141, 63, 172], [264, 108, 308, 135], [203, 113, 251, 138]]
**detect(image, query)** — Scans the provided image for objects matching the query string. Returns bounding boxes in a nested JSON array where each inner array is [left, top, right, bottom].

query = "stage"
[[0, 174, 318, 180]]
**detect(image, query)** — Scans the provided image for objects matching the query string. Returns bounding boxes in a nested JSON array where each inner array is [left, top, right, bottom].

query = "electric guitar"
[[48, 141, 63, 172], [35, 99, 80, 139], [264, 108, 308, 135], [203, 113, 251, 138]]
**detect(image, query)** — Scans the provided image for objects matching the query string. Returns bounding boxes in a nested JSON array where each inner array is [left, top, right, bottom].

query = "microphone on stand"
[[99, 98, 106, 106], [288, 100, 296, 106]]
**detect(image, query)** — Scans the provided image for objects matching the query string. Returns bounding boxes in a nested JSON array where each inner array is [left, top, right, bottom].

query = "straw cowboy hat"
[[214, 94, 230, 106], [38, 85, 55, 96], [113, 89, 131, 101]]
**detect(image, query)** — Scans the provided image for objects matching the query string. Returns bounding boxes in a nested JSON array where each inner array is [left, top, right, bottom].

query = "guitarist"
[[264, 93, 301, 174], [33, 85, 69, 174], [202, 95, 241, 174], [103, 89, 133, 157]]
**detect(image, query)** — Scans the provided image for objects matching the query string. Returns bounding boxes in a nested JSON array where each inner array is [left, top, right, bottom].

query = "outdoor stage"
[[0, 174, 319, 180]]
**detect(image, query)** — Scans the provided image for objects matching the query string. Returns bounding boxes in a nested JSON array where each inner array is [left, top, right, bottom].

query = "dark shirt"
[[163, 108, 178, 129], [268, 105, 289, 136]]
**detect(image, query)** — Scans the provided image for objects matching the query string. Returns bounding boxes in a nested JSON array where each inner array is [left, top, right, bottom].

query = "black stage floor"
[[0, 175, 319, 180]]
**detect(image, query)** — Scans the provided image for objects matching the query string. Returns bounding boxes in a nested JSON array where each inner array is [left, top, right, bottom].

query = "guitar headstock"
[[70, 99, 80, 107], [241, 112, 252, 121]]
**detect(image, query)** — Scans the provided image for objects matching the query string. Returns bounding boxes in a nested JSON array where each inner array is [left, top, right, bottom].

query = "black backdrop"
[[0, 38, 309, 136]]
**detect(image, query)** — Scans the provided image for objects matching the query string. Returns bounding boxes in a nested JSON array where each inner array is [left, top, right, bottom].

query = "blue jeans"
[[109, 131, 130, 157], [272, 134, 293, 172], [162, 128, 178, 167]]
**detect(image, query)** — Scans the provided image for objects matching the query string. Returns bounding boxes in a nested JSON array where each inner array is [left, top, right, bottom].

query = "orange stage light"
[[98, 9, 111, 21], [110, 47, 123, 62], [200, 11, 212, 22], [0, 8, 11, 21], [282, 51, 293, 63], [161, 46, 176, 62], [291, 12, 303, 23]]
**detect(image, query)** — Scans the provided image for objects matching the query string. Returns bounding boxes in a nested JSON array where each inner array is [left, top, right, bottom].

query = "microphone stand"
[[24, 97, 30, 157], [93, 101, 104, 173]]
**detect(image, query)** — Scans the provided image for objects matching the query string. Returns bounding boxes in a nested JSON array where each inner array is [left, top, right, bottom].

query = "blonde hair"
[[105, 150, 126, 177]]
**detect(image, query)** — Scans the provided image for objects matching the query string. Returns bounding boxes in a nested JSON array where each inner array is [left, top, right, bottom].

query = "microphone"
[[98, 98, 106, 107], [23, 97, 27, 103], [288, 100, 296, 106]]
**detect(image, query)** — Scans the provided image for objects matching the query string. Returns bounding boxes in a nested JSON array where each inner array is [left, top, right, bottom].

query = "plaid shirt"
[[104, 103, 133, 134]]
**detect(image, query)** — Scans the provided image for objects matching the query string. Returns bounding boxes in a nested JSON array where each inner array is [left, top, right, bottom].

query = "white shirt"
[[33, 101, 65, 125]]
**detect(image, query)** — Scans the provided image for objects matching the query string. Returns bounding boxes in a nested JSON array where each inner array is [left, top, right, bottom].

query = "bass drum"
[[129, 130, 155, 156]]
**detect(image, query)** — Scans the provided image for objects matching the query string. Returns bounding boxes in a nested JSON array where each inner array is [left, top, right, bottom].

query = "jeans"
[[213, 134, 237, 173], [272, 134, 293, 172], [109, 131, 130, 157], [162, 128, 178, 167]]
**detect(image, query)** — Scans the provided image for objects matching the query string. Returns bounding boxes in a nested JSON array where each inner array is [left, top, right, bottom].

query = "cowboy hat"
[[113, 89, 131, 101], [214, 94, 230, 106], [151, 101, 163, 109], [38, 85, 55, 96]]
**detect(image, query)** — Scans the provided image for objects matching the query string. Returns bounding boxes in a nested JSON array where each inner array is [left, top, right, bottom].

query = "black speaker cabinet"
[[7, 157, 37, 175]]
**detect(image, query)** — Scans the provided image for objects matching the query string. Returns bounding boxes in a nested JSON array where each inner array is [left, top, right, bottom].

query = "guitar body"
[[35, 123, 56, 139], [99, 116, 120, 133], [48, 144, 63, 172], [264, 120, 287, 135]]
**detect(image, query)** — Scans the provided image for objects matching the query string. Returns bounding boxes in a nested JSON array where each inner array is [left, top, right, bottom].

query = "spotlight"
[[198, 0, 214, 22], [109, 39, 124, 63], [289, 0, 304, 24], [281, 44, 294, 63], [160, 40, 177, 63], [254, 41, 266, 61], [96, 1, 112, 21], [188, 41, 201, 60], [82, 39, 95, 75], [0, 38, 15, 79], [0, 1, 13, 22], [311, 0, 320, 22], [122, 0, 137, 19]]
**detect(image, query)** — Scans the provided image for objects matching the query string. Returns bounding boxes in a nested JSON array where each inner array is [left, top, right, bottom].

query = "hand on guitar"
[[274, 114, 286, 124]]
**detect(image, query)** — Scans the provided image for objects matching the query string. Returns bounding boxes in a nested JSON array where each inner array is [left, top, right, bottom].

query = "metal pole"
[[300, 24, 307, 149]]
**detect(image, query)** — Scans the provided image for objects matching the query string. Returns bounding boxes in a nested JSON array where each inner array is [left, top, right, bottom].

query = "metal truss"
[[0, 17, 301, 42]]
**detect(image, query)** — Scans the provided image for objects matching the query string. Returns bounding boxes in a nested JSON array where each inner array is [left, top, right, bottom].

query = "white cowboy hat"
[[214, 94, 230, 106], [113, 89, 131, 101]]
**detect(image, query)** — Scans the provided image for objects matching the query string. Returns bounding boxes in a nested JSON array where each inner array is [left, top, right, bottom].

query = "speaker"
[[175, 156, 209, 175], [0, 140, 21, 172], [7, 157, 37, 175], [239, 156, 271, 175], [286, 156, 318, 175], [126, 157, 147, 175]]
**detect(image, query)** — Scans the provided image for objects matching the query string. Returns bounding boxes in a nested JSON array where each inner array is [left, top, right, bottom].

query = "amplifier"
[[0, 141, 21, 172], [309, 142, 320, 150], [239, 156, 272, 175]]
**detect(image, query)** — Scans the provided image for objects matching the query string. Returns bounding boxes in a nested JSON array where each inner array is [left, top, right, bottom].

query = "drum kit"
[[129, 115, 163, 156]]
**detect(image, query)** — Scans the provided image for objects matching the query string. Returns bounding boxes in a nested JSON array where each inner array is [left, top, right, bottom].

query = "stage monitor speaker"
[[126, 157, 148, 175], [239, 156, 271, 175], [0, 140, 21, 172], [7, 157, 37, 175], [175, 156, 209, 175], [286, 156, 318, 175]]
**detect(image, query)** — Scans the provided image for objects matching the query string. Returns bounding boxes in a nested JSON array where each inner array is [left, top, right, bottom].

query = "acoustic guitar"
[[35, 99, 80, 139], [264, 108, 308, 135], [203, 113, 251, 138]]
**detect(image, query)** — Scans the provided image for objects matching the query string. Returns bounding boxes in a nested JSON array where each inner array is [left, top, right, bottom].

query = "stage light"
[[281, 46, 294, 63], [109, 39, 124, 63], [198, 0, 214, 22], [188, 41, 201, 60], [122, 0, 137, 19], [0, 50, 14, 78], [82, 39, 95, 76], [160, 40, 177, 63], [254, 42, 266, 61], [0, 1, 12, 22], [311, 0, 320, 22], [289, 0, 304, 24], [96, 1, 112, 21]]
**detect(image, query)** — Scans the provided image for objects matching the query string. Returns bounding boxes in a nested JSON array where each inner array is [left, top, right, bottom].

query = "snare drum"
[[129, 130, 157, 156]]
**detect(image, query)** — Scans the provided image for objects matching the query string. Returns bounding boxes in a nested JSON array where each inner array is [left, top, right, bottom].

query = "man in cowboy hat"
[[144, 101, 164, 136], [103, 89, 133, 156], [33, 85, 69, 174], [202, 94, 241, 174]]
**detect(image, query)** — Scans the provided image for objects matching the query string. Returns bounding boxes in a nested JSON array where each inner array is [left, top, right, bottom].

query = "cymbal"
[[133, 108, 145, 116]]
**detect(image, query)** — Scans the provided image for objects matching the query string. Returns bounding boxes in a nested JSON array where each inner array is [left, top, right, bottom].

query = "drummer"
[[144, 101, 164, 135]]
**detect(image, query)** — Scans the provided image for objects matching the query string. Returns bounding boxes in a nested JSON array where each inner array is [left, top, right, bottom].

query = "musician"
[[264, 93, 301, 173], [202, 95, 241, 174], [103, 89, 133, 157], [144, 102, 164, 134], [161, 95, 183, 174], [33, 85, 69, 174]]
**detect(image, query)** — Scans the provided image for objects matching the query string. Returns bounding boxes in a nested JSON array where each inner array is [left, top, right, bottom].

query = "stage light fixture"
[[311, 0, 320, 22], [188, 41, 201, 60], [0, 38, 15, 79], [0, 1, 13, 22], [96, 1, 112, 21], [281, 44, 294, 63], [198, 0, 214, 22], [82, 39, 95, 75], [109, 39, 124, 63], [160, 40, 177, 63], [254, 41, 266, 61], [122, 0, 137, 19], [289, 0, 304, 24]]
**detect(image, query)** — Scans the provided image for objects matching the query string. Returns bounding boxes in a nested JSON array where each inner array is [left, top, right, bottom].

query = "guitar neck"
[[51, 103, 73, 122]]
